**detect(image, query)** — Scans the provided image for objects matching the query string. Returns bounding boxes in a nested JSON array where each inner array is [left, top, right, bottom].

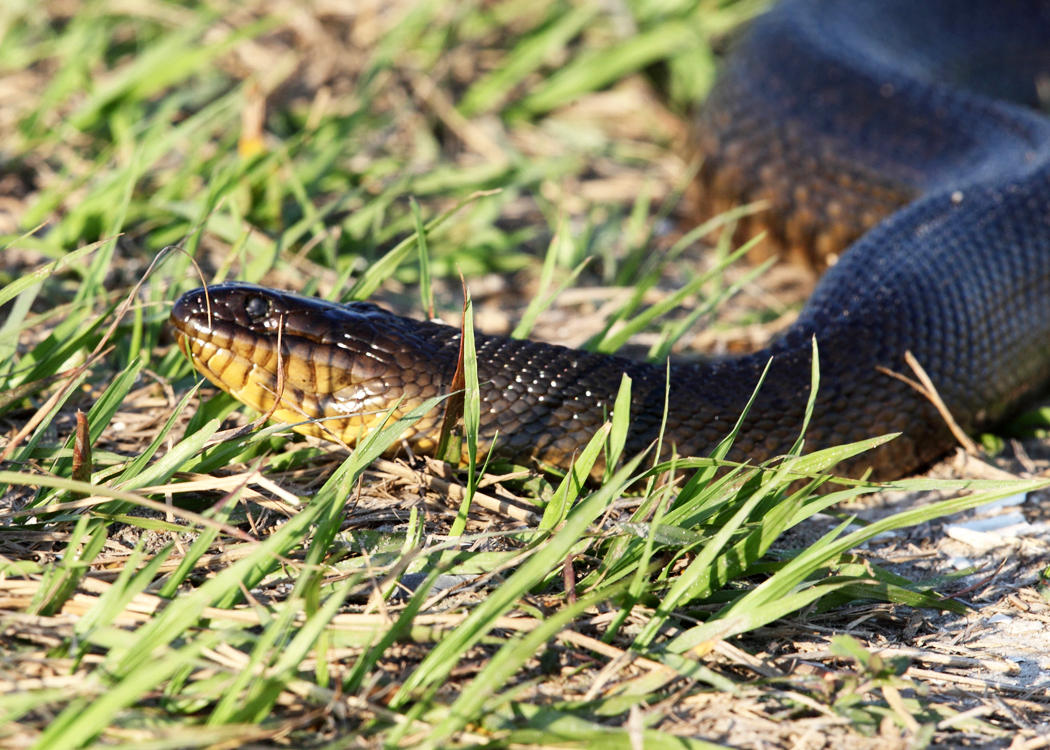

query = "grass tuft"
[[0, 1, 1045, 748]]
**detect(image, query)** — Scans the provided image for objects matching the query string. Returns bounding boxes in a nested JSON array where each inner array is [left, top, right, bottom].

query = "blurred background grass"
[[0, 0, 764, 305], [6, 2, 1041, 748]]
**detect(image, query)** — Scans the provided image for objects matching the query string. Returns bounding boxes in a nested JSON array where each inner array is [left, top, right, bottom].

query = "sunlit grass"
[[0, 1, 1038, 747]]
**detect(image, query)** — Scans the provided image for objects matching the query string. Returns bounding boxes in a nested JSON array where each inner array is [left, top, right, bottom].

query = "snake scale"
[[171, 0, 1050, 481]]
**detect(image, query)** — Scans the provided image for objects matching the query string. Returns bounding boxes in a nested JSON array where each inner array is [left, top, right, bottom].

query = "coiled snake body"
[[171, 0, 1050, 480]]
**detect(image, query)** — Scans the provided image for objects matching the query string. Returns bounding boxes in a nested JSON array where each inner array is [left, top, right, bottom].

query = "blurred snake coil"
[[170, 0, 1050, 481]]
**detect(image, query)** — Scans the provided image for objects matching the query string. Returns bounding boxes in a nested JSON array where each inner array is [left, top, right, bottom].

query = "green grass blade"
[[458, 5, 598, 117], [511, 21, 699, 117], [425, 582, 631, 748], [390, 451, 647, 709]]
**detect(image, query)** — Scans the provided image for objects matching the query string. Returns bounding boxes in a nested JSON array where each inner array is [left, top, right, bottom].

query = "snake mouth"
[[169, 283, 451, 447]]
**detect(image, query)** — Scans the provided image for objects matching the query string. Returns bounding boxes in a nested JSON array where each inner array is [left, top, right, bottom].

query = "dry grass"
[[0, 1, 1049, 748]]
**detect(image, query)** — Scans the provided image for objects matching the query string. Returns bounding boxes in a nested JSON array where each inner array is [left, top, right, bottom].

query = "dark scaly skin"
[[170, 0, 1050, 481], [695, 0, 1050, 268]]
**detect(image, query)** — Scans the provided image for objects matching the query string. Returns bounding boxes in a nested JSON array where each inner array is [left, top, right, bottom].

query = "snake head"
[[169, 282, 452, 446]]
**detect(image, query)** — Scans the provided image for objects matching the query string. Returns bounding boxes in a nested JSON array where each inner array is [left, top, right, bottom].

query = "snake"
[[170, 0, 1050, 481]]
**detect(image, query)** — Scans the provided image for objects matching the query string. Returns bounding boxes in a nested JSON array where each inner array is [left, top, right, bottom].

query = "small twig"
[[0, 345, 114, 463], [70, 410, 92, 485], [0, 483, 258, 543], [563, 554, 577, 605], [877, 350, 980, 455], [255, 311, 288, 427], [373, 458, 540, 524], [948, 557, 1007, 599], [905, 666, 1043, 694]]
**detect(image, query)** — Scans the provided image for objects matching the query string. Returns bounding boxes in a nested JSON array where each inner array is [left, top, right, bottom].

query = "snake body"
[[170, 0, 1050, 480]]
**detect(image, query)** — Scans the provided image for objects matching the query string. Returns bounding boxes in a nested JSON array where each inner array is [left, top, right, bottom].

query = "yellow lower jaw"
[[178, 330, 443, 453]]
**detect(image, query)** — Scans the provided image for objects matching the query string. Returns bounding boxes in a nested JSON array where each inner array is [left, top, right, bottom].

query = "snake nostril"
[[244, 295, 270, 322]]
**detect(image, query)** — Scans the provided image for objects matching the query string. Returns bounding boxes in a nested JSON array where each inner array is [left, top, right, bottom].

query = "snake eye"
[[244, 295, 270, 322]]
